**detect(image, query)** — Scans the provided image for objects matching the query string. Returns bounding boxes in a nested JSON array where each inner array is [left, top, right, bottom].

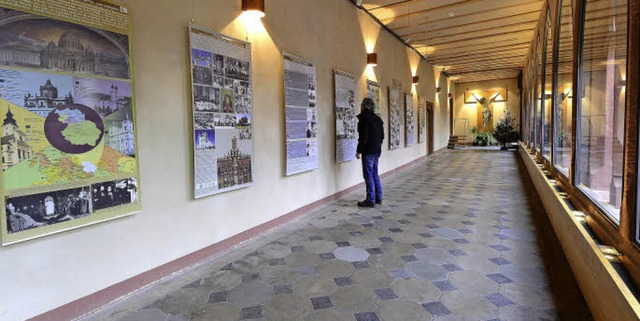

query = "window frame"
[[552, 0, 572, 179]]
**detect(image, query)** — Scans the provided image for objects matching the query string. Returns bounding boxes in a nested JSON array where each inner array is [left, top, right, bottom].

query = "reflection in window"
[[543, 9, 553, 159], [535, 35, 543, 150], [554, 0, 574, 176], [578, 0, 627, 221]]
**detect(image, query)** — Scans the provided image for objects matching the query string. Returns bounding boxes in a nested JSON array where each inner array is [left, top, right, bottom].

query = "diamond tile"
[[490, 244, 512, 251], [433, 280, 457, 291], [442, 264, 463, 272], [274, 284, 293, 295], [374, 288, 398, 300], [379, 237, 394, 243], [354, 311, 381, 321], [486, 293, 514, 307], [241, 305, 263, 319], [334, 276, 353, 286], [489, 257, 511, 265], [486, 273, 513, 284], [310, 296, 334, 310], [422, 302, 451, 316]]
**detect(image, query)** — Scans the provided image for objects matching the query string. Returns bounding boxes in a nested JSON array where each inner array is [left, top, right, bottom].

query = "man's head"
[[361, 97, 375, 112]]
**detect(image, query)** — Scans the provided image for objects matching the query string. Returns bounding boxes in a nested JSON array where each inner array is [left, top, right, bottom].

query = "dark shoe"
[[375, 199, 382, 204], [357, 200, 375, 208]]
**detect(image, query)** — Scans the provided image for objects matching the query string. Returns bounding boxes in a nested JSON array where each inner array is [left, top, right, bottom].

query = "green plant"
[[492, 110, 521, 150]]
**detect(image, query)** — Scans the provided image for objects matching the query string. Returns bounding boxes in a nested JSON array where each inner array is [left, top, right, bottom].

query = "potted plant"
[[471, 126, 492, 146], [492, 110, 521, 150]]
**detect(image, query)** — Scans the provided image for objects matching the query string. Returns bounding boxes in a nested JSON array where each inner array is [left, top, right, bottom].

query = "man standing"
[[356, 98, 384, 208]]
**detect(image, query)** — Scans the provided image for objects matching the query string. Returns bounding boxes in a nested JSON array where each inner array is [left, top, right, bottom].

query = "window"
[[553, 0, 574, 177], [543, 9, 554, 159], [577, 0, 627, 221], [535, 35, 543, 151]]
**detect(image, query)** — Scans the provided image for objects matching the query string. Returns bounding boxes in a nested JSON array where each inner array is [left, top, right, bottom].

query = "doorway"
[[427, 102, 434, 155]]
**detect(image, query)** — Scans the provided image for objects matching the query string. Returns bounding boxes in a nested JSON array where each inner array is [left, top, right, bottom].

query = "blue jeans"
[[362, 153, 382, 203]]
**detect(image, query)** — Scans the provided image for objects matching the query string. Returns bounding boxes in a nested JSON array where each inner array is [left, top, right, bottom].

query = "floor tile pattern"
[[84, 150, 566, 321]]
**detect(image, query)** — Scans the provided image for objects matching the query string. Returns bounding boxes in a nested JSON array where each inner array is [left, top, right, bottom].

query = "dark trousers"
[[362, 153, 382, 202]]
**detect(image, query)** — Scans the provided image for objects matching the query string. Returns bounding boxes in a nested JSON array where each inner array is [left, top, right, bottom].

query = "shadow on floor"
[[515, 156, 594, 321]]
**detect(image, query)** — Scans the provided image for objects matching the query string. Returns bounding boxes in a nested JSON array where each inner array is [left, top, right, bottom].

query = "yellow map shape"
[[61, 121, 101, 146], [0, 100, 49, 153]]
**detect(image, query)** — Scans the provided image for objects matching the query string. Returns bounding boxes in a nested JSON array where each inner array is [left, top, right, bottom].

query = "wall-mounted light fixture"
[[242, 0, 265, 18], [367, 53, 377, 66], [448, 93, 453, 99], [412, 76, 419, 85], [436, 87, 441, 94], [617, 79, 627, 89]]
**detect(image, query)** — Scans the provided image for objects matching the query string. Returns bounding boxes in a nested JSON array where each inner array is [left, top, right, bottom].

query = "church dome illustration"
[[58, 31, 85, 52]]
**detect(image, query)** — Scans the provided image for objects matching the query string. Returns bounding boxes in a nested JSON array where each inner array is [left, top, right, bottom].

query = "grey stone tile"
[[229, 281, 274, 307], [352, 261, 370, 269], [422, 302, 451, 316], [208, 291, 229, 303], [433, 280, 457, 291], [374, 288, 398, 300], [333, 246, 370, 263], [486, 293, 514, 307], [241, 305, 263, 319], [354, 312, 381, 321], [274, 284, 293, 295], [310, 296, 334, 310], [486, 273, 513, 284], [333, 276, 353, 286], [489, 257, 511, 265]]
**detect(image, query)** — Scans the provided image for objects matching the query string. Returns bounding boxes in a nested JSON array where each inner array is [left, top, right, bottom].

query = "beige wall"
[[0, 1, 447, 320], [454, 78, 521, 139]]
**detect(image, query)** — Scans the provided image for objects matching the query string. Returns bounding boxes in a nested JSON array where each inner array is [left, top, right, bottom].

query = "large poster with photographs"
[[366, 79, 381, 115], [418, 96, 426, 144], [388, 80, 403, 150], [189, 25, 254, 199], [334, 70, 356, 163], [0, 0, 141, 244], [284, 53, 318, 176], [405, 93, 415, 147]]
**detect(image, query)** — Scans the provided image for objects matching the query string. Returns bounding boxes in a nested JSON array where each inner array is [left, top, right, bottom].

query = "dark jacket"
[[356, 109, 384, 155]]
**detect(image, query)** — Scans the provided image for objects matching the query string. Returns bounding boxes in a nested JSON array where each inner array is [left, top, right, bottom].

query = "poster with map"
[[388, 80, 403, 150], [334, 70, 356, 163], [418, 96, 426, 144], [284, 53, 317, 176], [189, 25, 254, 198], [366, 79, 381, 115], [405, 93, 414, 147], [0, 0, 140, 245]]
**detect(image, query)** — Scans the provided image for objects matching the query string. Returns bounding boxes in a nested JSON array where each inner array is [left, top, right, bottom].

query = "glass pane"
[[578, 0, 627, 221], [543, 10, 553, 159], [535, 35, 543, 150], [554, 0, 574, 177]]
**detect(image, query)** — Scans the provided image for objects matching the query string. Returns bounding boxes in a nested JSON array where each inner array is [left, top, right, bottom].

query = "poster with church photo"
[[388, 80, 403, 150], [334, 70, 357, 163], [0, 0, 141, 245], [189, 25, 254, 199], [405, 93, 414, 147]]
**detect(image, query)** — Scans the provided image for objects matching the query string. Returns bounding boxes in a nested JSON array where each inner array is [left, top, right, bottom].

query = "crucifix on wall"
[[464, 88, 507, 132]]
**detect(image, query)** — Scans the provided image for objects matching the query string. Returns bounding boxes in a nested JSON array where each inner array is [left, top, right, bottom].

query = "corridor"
[[85, 150, 590, 321]]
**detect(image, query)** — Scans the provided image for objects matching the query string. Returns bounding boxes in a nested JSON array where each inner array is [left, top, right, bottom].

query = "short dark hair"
[[361, 98, 375, 111]]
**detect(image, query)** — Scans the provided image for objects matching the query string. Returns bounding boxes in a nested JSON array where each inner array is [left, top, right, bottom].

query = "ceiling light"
[[242, 0, 265, 18]]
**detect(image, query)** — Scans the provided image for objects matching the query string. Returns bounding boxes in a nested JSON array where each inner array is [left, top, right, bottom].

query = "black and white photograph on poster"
[[92, 178, 138, 211], [308, 76, 317, 108], [388, 81, 403, 150], [195, 112, 215, 129], [306, 122, 318, 138], [366, 80, 381, 114], [220, 89, 235, 113], [305, 140, 317, 157], [234, 80, 252, 114], [6, 186, 92, 234], [224, 78, 235, 90], [195, 129, 216, 150], [336, 107, 356, 139], [236, 114, 251, 128], [190, 25, 254, 198], [213, 76, 225, 88], [405, 93, 415, 147], [192, 48, 213, 86], [307, 108, 317, 122], [214, 113, 237, 127], [216, 130, 252, 189], [213, 54, 225, 76], [239, 128, 252, 140], [224, 57, 250, 81], [194, 86, 220, 112]]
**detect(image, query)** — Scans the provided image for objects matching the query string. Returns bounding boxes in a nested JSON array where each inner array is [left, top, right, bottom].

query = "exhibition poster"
[[405, 93, 415, 147], [334, 70, 356, 163], [418, 96, 426, 144], [388, 80, 403, 150], [366, 79, 381, 115], [0, 0, 140, 244], [284, 53, 318, 176], [189, 25, 254, 198]]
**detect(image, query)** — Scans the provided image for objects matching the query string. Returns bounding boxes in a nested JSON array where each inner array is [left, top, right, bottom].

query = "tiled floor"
[[84, 150, 590, 321]]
